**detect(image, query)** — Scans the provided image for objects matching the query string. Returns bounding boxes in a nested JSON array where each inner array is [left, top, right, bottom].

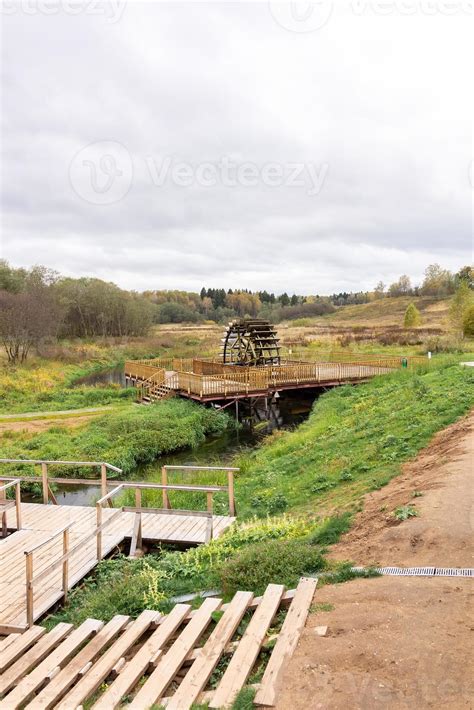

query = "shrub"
[[404, 302, 421, 327], [219, 538, 325, 596]]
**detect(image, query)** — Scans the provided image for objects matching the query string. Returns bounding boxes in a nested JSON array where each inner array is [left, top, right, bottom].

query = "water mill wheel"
[[220, 319, 281, 366]]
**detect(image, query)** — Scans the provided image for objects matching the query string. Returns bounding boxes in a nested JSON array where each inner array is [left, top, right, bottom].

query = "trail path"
[[276, 411, 474, 709]]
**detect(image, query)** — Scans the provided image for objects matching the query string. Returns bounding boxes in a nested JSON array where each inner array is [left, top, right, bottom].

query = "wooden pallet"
[[0, 578, 317, 709]]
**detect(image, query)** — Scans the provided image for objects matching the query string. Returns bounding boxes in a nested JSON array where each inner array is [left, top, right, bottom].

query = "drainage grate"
[[376, 566, 435, 576], [434, 568, 474, 577], [352, 566, 474, 578]]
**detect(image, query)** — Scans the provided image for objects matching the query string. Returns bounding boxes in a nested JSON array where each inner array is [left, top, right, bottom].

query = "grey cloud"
[[1, 2, 472, 293]]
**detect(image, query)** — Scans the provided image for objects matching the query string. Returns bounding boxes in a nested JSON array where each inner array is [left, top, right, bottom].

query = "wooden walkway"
[[125, 356, 426, 403], [0, 578, 317, 709], [1, 503, 234, 633]]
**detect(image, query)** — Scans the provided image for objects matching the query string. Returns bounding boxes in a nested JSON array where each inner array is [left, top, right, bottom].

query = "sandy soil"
[[276, 411, 474, 709]]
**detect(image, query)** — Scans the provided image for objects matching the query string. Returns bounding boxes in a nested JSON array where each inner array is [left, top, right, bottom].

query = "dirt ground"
[[276, 411, 474, 709], [0, 413, 101, 434]]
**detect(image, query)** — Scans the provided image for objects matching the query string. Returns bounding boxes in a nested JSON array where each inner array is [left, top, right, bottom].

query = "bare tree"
[[0, 288, 60, 363]]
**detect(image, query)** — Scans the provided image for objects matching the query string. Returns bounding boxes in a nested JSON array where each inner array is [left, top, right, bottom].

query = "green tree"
[[404, 302, 421, 327], [421, 263, 455, 297], [462, 305, 474, 338], [450, 281, 474, 335]]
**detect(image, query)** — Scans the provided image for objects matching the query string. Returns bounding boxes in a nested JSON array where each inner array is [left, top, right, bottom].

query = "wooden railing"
[[0, 459, 123, 501], [0, 478, 22, 535], [24, 522, 72, 627], [162, 465, 238, 516]]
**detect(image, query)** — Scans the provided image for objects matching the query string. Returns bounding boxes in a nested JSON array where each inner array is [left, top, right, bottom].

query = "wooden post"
[[161, 466, 170, 509], [62, 527, 69, 600], [15, 481, 22, 531], [135, 487, 142, 508], [41, 462, 48, 504], [206, 491, 213, 514], [101, 463, 107, 498], [227, 470, 236, 516], [96, 504, 102, 561], [25, 552, 34, 628]]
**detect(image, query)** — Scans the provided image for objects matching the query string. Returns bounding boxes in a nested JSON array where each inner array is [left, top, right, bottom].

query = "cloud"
[[1, 1, 472, 294]]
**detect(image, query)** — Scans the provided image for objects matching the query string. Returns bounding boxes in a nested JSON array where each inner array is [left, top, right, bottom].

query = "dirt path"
[[0, 406, 114, 434], [276, 412, 474, 709]]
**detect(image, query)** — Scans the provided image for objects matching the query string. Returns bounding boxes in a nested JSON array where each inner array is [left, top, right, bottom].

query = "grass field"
[[320, 296, 450, 328]]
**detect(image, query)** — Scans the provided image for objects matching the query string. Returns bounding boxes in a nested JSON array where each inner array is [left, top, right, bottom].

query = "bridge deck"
[[1, 503, 234, 633], [125, 357, 413, 403]]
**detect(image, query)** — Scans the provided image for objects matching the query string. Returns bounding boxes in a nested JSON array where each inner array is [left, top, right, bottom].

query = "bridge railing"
[[0, 459, 123, 503]]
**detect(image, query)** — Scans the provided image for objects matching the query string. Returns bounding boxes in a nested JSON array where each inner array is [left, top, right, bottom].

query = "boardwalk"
[[0, 462, 237, 634], [1, 503, 234, 633], [124, 356, 425, 403]]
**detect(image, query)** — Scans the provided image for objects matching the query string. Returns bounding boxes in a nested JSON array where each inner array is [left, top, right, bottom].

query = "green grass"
[[234, 359, 474, 518], [0, 399, 231, 477]]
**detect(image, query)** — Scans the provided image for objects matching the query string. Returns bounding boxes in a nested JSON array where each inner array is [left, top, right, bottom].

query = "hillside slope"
[[321, 296, 450, 329]]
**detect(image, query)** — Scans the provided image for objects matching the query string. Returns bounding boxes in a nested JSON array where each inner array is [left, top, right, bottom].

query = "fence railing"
[[0, 459, 123, 502], [0, 478, 22, 535], [24, 523, 72, 627]]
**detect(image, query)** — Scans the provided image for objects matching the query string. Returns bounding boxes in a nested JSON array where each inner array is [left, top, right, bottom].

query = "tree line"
[[0, 260, 472, 363]]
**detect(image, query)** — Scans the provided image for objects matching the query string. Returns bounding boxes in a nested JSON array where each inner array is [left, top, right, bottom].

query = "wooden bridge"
[[0, 460, 237, 634], [124, 355, 426, 404]]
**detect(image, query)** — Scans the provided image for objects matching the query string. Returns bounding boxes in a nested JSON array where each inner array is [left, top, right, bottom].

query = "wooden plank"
[[92, 604, 191, 710], [210, 584, 285, 708], [0, 623, 73, 697], [26, 616, 129, 710], [0, 618, 102, 708], [0, 635, 19, 654], [167, 591, 254, 710], [254, 577, 318, 707], [0, 626, 45, 673], [55, 610, 159, 710], [128, 598, 222, 709]]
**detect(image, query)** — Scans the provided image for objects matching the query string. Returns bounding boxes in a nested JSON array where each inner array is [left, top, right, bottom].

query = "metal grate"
[[352, 566, 474, 577], [434, 568, 474, 577]]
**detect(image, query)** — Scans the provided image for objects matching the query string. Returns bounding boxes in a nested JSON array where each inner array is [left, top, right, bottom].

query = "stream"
[[52, 367, 316, 506]]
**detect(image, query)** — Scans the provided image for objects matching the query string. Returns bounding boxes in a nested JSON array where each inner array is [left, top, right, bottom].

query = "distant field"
[[319, 296, 450, 329]]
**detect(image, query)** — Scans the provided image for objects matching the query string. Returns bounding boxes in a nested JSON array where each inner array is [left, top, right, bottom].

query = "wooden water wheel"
[[220, 319, 281, 366]]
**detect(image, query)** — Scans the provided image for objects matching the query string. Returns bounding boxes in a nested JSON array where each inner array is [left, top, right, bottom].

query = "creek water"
[[52, 367, 316, 506]]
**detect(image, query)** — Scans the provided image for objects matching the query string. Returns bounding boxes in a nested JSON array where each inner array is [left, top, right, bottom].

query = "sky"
[[0, 0, 472, 295]]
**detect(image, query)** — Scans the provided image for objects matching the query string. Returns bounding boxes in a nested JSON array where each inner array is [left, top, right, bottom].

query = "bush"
[[404, 302, 421, 327], [219, 538, 325, 596]]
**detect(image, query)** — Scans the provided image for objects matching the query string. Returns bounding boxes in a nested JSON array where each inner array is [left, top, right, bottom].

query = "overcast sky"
[[1, 1, 472, 294]]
